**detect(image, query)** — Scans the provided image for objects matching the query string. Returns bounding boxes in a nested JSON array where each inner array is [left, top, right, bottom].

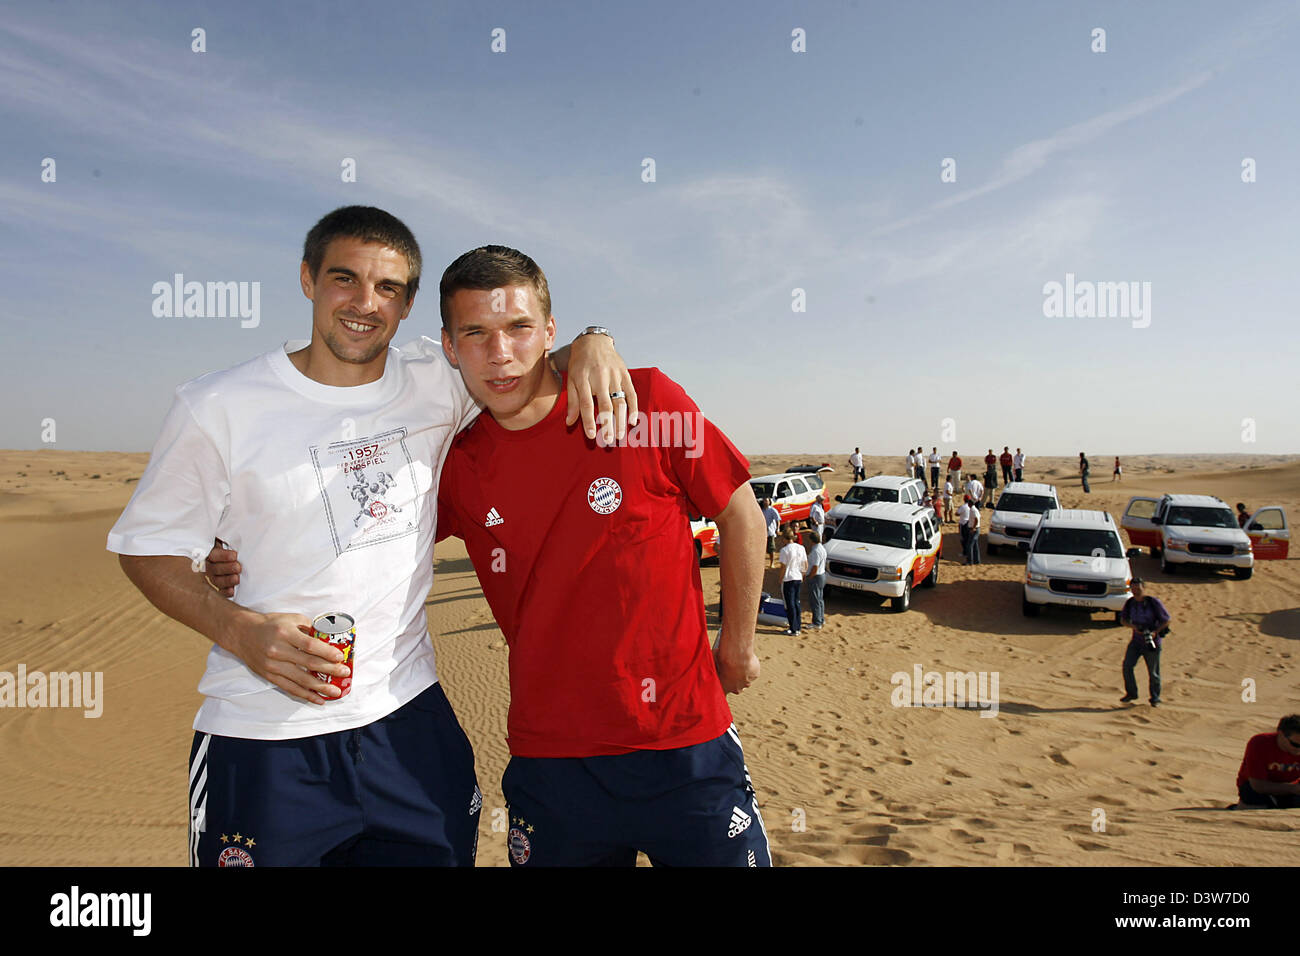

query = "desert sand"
[[1, 448, 1297, 866]]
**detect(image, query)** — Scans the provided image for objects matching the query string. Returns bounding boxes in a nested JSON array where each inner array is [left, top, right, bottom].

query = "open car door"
[[1121, 496, 1161, 552], [1246, 506, 1290, 560]]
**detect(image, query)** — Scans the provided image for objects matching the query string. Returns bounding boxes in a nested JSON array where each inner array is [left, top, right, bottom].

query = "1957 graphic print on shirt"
[[310, 427, 420, 556]]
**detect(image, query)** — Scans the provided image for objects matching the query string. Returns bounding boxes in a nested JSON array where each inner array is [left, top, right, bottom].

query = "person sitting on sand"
[[1235, 715, 1300, 809]]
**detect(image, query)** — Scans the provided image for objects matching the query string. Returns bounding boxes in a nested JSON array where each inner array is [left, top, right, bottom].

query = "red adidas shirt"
[[1235, 732, 1300, 788], [999, 451, 1013, 468], [437, 368, 751, 758]]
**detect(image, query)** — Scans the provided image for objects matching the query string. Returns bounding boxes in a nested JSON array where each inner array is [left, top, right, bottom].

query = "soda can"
[[310, 611, 355, 699]]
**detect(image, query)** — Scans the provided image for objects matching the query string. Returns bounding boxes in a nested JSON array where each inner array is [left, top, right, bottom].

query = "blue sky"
[[3, 0, 1297, 454]]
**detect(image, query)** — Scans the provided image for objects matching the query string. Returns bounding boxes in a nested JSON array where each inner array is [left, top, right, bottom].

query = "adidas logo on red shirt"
[[485, 508, 504, 527]]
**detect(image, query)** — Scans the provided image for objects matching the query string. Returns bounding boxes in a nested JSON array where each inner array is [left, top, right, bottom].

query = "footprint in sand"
[[948, 768, 972, 778], [884, 755, 913, 766], [1048, 752, 1071, 767], [1074, 840, 1111, 852]]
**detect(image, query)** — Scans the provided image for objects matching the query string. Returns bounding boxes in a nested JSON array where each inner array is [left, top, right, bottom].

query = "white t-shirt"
[[966, 478, 984, 501], [808, 543, 827, 576], [967, 505, 981, 531], [809, 501, 825, 527], [850, 452, 863, 469], [780, 543, 809, 581], [957, 503, 970, 526], [943, 481, 953, 502], [906, 452, 916, 469], [107, 338, 479, 740], [1013, 452, 1025, 469], [929, 452, 941, 467], [763, 506, 781, 536]]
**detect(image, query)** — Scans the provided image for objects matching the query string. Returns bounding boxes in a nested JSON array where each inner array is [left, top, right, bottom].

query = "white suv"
[[826, 475, 927, 530], [749, 472, 830, 525], [824, 502, 941, 612], [987, 482, 1059, 555], [1022, 509, 1133, 622], [1121, 494, 1254, 578]]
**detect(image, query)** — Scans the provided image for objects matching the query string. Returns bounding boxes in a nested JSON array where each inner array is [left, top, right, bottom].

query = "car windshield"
[[1167, 506, 1236, 529], [833, 516, 912, 549], [995, 494, 1056, 515], [750, 482, 775, 500], [1033, 528, 1123, 558], [842, 486, 898, 505]]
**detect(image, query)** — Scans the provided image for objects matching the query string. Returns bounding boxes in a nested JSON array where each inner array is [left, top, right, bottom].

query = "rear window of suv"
[[1033, 528, 1123, 558], [996, 493, 1056, 514], [842, 486, 899, 505], [1167, 506, 1236, 528]]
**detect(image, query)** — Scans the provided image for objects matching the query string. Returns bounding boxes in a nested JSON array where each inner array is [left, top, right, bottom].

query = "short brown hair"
[[439, 245, 552, 329], [1279, 715, 1300, 736], [302, 206, 422, 298]]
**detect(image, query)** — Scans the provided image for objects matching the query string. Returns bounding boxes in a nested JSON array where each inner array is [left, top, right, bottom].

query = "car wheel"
[[922, 558, 939, 588], [1022, 595, 1040, 617], [891, 578, 912, 612], [1234, 566, 1253, 580], [1160, 551, 1176, 575]]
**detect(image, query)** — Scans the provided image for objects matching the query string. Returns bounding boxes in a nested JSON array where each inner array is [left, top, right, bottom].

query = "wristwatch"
[[576, 326, 614, 344]]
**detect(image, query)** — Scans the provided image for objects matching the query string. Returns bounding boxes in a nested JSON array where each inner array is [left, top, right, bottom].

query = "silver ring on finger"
[[609, 391, 626, 400]]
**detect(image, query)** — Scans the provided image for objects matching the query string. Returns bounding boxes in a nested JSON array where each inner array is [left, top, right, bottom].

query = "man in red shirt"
[[1235, 715, 1300, 808], [947, 452, 962, 488], [435, 245, 770, 866], [999, 446, 1013, 485]]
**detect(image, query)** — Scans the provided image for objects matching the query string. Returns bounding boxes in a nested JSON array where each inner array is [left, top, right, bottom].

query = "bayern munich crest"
[[587, 477, 622, 515], [217, 845, 255, 867], [508, 827, 532, 865]]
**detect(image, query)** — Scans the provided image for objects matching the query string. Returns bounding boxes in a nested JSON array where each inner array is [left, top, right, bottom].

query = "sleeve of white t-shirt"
[[106, 391, 231, 559]]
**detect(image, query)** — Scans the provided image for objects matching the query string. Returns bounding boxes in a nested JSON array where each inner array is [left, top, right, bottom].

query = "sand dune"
[[1, 448, 1297, 865]]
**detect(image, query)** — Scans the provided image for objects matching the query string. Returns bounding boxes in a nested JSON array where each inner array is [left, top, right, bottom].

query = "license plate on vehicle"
[[840, 579, 873, 591], [1060, 598, 1094, 607]]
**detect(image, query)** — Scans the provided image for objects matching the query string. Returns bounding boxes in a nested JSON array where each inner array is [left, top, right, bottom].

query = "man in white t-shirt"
[[777, 529, 809, 635], [965, 500, 982, 565], [107, 206, 632, 867], [762, 498, 781, 567], [965, 475, 984, 508], [928, 447, 942, 490], [849, 448, 864, 482], [943, 479, 955, 522], [809, 498, 825, 542], [1013, 448, 1026, 483], [806, 531, 827, 630]]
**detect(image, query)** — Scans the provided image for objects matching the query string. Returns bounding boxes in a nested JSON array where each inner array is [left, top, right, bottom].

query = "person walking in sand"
[[1118, 577, 1169, 707], [849, 447, 865, 482], [1112, 456, 1122, 482], [1234, 715, 1300, 808], [1079, 452, 1091, 494]]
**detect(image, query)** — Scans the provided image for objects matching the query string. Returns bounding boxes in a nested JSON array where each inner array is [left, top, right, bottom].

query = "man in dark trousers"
[[1119, 577, 1170, 707]]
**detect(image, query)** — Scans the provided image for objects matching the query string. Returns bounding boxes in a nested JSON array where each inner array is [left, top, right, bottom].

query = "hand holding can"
[[310, 612, 356, 699]]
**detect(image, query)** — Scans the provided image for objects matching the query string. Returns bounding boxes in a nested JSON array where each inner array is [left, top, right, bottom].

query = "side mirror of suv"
[[1018, 541, 1031, 552], [1125, 547, 1140, 559], [834, 495, 844, 503]]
